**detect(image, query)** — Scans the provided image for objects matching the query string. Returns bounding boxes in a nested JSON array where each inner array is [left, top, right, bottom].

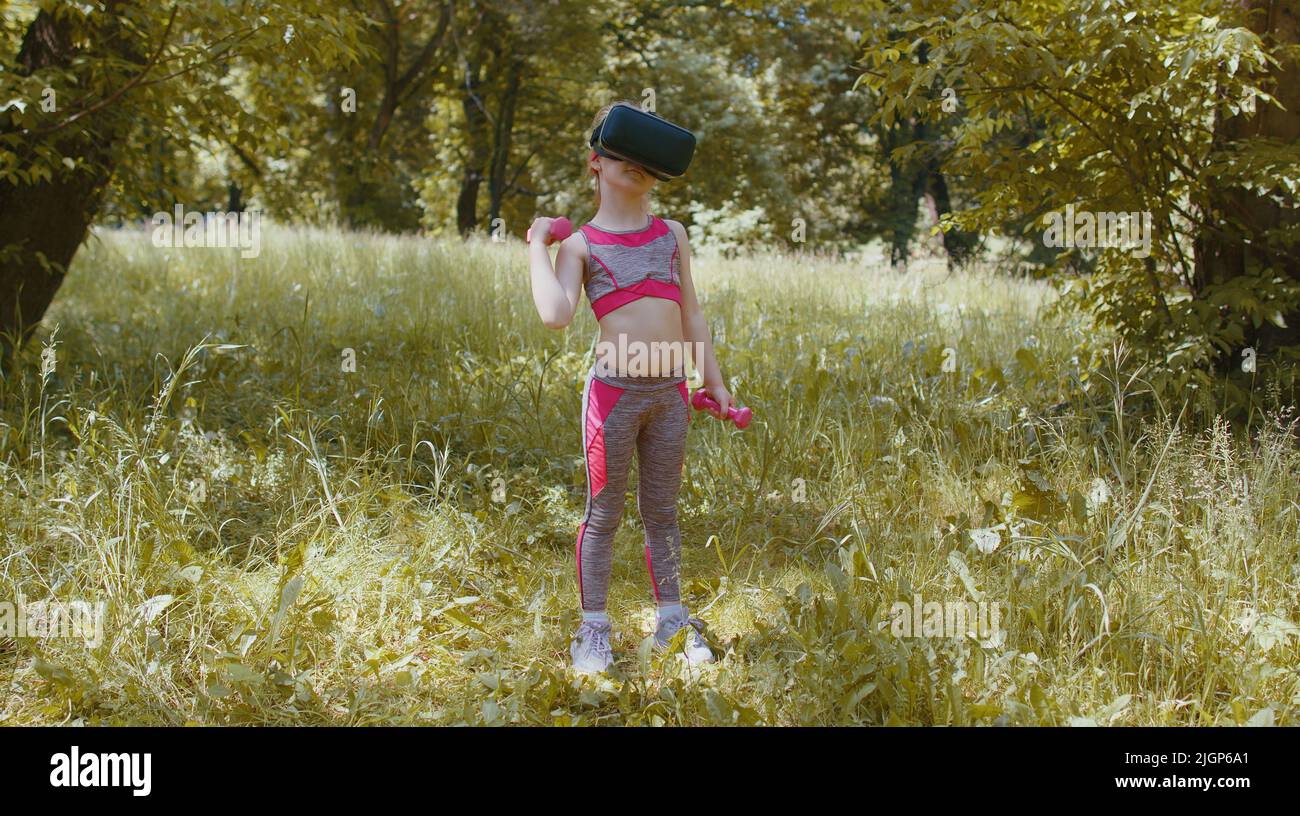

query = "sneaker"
[[570, 619, 614, 674], [654, 607, 714, 665]]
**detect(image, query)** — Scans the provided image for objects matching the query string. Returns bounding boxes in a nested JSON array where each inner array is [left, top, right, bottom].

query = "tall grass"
[[0, 224, 1295, 725]]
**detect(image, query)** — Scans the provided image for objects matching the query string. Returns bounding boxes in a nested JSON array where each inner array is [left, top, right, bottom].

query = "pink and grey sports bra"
[[578, 215, 681, 320]]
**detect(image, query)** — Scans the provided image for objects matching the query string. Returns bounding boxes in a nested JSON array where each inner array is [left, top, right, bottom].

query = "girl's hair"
[[589, 98, 647, 211]]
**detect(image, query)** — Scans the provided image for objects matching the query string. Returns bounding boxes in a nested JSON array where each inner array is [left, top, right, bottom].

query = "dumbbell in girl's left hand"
[[690, 388, 753, 429]]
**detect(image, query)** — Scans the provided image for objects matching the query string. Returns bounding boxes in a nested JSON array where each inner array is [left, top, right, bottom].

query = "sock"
[[582, 610, 609, 624], [655, 602, 685, 621]]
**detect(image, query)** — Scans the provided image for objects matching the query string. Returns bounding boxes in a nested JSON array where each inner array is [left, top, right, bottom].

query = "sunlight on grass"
[[0, 225, 1296, 725]]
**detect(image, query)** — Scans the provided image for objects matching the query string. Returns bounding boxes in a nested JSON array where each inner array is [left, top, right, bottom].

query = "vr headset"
[[589, 103, 697, 181]]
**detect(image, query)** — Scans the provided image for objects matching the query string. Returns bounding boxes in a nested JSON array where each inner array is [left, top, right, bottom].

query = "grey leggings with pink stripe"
[[577, 367, 689, 612]]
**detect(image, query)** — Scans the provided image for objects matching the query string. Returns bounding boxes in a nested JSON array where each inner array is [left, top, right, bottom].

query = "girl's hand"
[[705, 383, 732, 420], [528, 216, 559, 247]]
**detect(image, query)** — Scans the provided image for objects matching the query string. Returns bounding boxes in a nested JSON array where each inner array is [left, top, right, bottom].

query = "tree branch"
[[29, 5, 180, 138]]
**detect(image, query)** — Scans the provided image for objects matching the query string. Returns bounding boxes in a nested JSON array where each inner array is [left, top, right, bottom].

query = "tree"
[[1194, 0, 1300, 367], [853, 0, 1300, 420], [0, 1, 365, 366], [337, 0, 453, 229]]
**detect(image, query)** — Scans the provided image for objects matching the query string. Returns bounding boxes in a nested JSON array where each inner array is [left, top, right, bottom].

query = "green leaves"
[[854, 0, 1300, 419], [1252, 614, 1299, 654]]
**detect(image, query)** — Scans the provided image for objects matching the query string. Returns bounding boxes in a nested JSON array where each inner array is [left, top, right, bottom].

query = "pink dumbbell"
[[691, 388, 753, 429], [526, 216, 573, 245]]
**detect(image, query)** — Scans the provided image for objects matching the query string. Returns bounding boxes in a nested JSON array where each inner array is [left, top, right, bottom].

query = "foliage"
[[851, 0, 1300, 422], [1, 0, 368, 215]]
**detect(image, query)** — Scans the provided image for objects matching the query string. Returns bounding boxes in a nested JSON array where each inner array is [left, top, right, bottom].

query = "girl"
[[527, 101, 734, 674]]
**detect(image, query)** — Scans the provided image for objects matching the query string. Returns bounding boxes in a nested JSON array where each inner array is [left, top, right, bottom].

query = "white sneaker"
[[570, 619, 614, 674], [654, 607, 714, 665]]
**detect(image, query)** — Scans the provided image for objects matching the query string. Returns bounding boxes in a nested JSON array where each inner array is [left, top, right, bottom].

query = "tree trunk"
[[925, 166, 977, 267], [0, 9, 136, 366], [1194, 0, 1300, 365], [487, 58, 524, 227], [367, 1, 451, 154], [456, 55, 492, 236]]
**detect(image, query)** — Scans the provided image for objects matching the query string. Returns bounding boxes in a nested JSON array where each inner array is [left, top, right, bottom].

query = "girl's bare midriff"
[[595, 297, 686, 377]]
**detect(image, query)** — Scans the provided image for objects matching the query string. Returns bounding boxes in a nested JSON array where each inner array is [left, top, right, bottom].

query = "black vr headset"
[[589, 103, 697, 181]]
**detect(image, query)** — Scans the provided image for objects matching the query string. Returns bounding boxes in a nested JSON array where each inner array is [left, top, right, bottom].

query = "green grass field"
[[1, 225, 1296, 725]]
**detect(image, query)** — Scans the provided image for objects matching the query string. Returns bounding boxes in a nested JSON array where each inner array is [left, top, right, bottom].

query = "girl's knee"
[[585, 503, 624, 534], [639, 502, 677, 531]]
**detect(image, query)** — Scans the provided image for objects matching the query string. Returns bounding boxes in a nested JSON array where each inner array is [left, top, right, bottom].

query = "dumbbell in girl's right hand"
[[527, 216, 573, 246]]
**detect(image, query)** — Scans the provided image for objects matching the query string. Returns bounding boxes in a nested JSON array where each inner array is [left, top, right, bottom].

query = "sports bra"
[[578, 215, 682, 320]]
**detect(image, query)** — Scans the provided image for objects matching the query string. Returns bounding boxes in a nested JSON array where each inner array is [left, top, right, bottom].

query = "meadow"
[[1, 225, 1296, 726]]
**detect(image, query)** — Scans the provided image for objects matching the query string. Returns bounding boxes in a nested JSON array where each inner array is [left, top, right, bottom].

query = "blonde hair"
[[589, 99, 648, 211]]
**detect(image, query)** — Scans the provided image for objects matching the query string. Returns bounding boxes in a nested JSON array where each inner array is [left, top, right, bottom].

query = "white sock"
[[656, 603, 685, 621], [582, 610, 609, 623]]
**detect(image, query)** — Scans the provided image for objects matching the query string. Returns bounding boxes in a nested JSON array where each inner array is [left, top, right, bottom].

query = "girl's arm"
[[528, 217, 584, 329], [668, 219, 733, 418]]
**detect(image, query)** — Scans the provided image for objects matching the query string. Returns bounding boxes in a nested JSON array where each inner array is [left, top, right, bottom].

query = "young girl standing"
[[527, 101, 734, 674]]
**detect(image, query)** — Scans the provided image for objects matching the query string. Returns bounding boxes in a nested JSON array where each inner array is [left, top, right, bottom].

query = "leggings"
[[576, 366, 690, 612]]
